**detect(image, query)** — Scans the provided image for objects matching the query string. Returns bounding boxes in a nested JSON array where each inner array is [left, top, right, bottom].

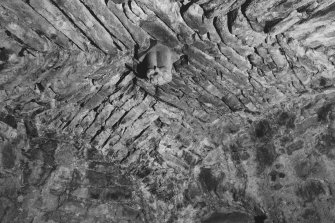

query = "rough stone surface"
[[1, 0, 335, 222]]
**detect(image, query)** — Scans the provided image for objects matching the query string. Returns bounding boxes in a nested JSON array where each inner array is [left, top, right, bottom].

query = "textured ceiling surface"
[[0, 0, 335, 222]]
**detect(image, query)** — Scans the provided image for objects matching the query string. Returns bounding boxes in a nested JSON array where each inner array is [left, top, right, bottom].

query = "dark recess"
[[264, 18, 283, 33], [180, 1, 193, 15], [36, 82, 45, 92], [309, 2, 335, 19], [317, 103, 333, 122], [18, 48, 27, 57], [254, 214, 267, 223], [241, 0, 253, 18], [254, 119, 272, 139], [134, 60, 149, 79], [319, 77, 327, 86], [0, 113, 17, 129], [5, 30, 12, 37], [297, 3, 314, 13], [111, 0, 126, 4], [227, 8, 238, 34], [0, 47, 10, 61]]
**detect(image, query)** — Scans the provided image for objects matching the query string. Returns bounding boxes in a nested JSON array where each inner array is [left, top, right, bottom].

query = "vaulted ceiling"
[[1, 0, 335, 222]]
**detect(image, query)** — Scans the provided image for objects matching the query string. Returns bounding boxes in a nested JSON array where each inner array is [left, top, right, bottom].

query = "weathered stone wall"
[[0, 0, 335, 222]]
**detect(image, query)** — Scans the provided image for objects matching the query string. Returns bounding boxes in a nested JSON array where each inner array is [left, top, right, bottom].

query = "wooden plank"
[[107, 1, 150, 49], [50, 0, 118, 54], [0, 6, 50, 52], [30, 0, 96, 52], [80, 0, 135, 49], [0, 0, 73, 50]]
